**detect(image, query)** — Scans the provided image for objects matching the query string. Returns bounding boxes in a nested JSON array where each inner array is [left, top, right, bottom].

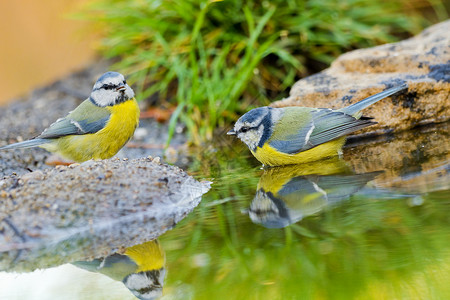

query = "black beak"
[[227, 129, 236, 135]]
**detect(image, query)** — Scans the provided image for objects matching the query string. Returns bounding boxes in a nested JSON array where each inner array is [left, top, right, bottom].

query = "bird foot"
[[45, 154, 75, 166]]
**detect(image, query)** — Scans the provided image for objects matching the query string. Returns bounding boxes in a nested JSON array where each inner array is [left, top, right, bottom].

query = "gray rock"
[[0, 157, 211, 271]]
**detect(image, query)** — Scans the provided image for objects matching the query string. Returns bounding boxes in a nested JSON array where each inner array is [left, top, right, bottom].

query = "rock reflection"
[[73, 240, 165, 300], [247, 158, 380, 228]]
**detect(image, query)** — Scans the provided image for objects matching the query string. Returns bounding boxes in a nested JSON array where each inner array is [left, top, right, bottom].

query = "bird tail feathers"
[[0, 139, 48, 150], [341, 83, 408, 116]]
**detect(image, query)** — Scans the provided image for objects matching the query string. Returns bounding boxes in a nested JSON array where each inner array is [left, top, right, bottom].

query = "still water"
[[1, 123, 449, 299]]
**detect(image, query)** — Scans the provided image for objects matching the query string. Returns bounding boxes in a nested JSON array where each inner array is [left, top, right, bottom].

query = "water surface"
[[1, 123, 449, 299]]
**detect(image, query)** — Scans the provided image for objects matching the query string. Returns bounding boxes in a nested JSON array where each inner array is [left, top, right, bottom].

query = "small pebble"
[[104, 170, 113, 179]]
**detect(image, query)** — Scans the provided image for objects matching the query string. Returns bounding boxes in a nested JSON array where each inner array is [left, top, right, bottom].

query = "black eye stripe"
[[101, 84, 116, 90], [239, 126, 258, 133], [100, 79, 126, 90]]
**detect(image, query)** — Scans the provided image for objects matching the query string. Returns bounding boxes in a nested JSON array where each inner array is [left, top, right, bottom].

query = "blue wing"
[[269, 108, 375, 154], [38, 116, 110, 139], [38, 100, 111, 139], [307, 109, 375, 149]]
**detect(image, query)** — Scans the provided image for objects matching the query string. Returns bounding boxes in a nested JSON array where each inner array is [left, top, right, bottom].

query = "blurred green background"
[[83, 0, 448, 144], [1, 0, 448, 144]]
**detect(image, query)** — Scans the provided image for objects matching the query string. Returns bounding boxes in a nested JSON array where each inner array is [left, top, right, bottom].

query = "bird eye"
[[123, 80, 127, 84], [240, 126, 250, 133]]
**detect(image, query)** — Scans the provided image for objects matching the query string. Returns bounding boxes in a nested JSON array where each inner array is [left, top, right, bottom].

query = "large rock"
[[0, 157, 210, 271], [272, 20, 450, 135]]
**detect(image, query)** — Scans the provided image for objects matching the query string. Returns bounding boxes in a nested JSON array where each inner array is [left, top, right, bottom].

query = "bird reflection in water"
[[72, 239, 165, 300], [247, 157, 380, 228]]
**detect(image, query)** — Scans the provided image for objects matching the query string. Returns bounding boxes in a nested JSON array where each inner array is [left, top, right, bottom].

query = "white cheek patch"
[[124, 273, 163, 299], [125, 273, 150, 290], [256, 125, 264, 143], [90, 89, 116, 107], [239, 125, 264, 150]]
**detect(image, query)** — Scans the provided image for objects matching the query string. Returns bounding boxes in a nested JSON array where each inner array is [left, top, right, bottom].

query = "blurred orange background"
[[0, 0, 96, 105]]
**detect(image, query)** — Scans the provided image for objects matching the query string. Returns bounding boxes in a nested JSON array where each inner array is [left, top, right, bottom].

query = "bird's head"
[[247, 189, 292, 228], [90, 71, 135, 107], [228, 107, 280, 151], [123, 269, 165, 300]]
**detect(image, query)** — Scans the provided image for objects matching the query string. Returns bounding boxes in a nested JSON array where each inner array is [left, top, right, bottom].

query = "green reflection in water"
[[159, 126, 450, 300]]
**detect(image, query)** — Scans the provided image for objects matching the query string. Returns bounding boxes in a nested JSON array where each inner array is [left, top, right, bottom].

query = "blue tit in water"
[[228, 84, 408, 166], [73, 240, 165, 300], [0, 72, 139, 163], [247, 158, 380, 228]]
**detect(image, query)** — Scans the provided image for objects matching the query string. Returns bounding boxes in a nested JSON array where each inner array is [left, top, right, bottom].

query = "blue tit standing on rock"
[[228, 84, 408, 166], [0, 71, 139, 163], [73, 240, 165, 300]]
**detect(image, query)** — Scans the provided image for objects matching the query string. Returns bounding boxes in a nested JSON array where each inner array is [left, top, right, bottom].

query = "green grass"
[[82, 0, 445, 144]]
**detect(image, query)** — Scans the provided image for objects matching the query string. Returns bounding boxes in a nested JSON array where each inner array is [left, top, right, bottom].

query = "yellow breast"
[[125, 240, 165, 272], [51, 99, 140, 162], [251, 137, 346, 167]]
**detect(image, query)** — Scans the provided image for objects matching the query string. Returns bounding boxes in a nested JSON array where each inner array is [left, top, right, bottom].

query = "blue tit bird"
[[0, 71, 139, 163], [73, 240, 166, 300], [247, 159, 380, 228], [228, 84, 408, 167]]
